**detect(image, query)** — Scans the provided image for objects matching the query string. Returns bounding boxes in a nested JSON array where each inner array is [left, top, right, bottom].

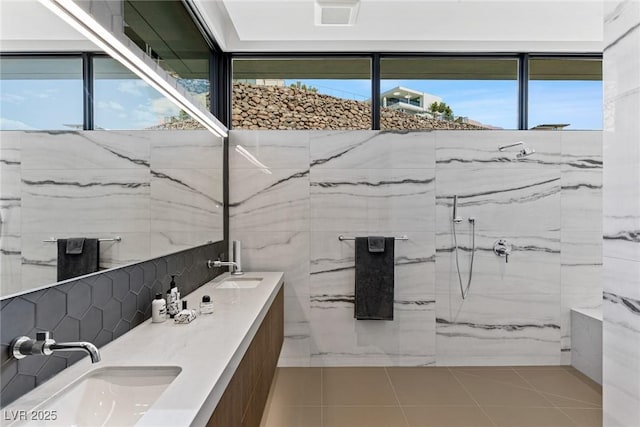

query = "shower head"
[[498, 141, 535, 161]]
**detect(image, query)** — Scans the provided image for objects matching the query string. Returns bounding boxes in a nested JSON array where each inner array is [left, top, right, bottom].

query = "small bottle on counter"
[[151, 293, 167, 323], [200, 295, 214, 315], [167, 275, 180, 318], [174, 300, 197, 324]]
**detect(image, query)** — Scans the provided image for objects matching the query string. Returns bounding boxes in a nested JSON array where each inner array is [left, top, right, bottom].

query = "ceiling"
[[0, 0, 98, 51], [195, 0, 604, 52], [0, 0, 604, 53]]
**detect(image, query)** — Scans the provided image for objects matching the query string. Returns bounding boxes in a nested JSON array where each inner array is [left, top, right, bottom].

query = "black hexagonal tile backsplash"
[[0, 241, 226, 407]]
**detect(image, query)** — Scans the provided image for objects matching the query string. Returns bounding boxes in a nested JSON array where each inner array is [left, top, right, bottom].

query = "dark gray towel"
[[354, 236, 394, 320], [368, 236, 385, 253], [65, 238, 85, 254], [57, 238, 100, 281]]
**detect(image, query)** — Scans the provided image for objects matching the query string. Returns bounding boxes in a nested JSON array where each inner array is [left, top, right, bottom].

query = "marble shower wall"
[[603, 1, 640, 425], [229, 129, 601, 367], [0, 131, 223, 296]]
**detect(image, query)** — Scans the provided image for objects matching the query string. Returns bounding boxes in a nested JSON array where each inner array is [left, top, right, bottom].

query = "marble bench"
[[571, 307, 603, 384]]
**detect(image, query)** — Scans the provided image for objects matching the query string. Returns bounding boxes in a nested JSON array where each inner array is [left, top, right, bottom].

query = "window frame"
[[0, 52, 602, 131]]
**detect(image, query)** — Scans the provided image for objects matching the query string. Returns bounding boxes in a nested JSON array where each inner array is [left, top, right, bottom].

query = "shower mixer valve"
[[493, 239, 512, 263]]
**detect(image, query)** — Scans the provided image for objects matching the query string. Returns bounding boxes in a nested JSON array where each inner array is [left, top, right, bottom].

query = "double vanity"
[[3, 272, 284, 427]]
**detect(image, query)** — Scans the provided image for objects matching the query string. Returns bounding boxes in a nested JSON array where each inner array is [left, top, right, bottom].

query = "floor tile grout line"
[[512, 368, 581, 426], [320, 367, 323, 427], [448, 367, 499, 427], [384, 367, 410, 427], [450, 367, 545, 393], [514, 369, 602, 408]]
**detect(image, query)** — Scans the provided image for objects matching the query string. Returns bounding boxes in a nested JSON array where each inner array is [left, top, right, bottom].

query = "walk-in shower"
[[452, 195, 476, 299], [498, 141, 535, 160]]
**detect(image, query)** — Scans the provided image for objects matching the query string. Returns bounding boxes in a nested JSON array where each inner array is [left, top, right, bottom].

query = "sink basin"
[[217, 277, 263, 289], [14, 366, 181, 427]]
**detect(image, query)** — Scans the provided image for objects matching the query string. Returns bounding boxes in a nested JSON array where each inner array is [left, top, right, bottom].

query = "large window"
[[123, 0, 211, 109], [528, 58, 603, 130], [380, 58, 519, 130], [0, 57, 83, 130], [232, 58, 371, 130], [93, 57, 202, 130]]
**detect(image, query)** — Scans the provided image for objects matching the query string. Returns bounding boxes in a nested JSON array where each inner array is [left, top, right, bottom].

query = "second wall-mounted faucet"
[[207, 240, 244, 275]]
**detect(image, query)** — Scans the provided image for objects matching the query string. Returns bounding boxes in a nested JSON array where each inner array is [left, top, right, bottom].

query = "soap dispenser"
[[151, 293, 167, 323], [167, 275, 180, 318]]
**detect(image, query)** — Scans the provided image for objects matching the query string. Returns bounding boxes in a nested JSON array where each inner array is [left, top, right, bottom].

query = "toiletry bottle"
[[175, 300, 197, 324], [151, 293, 167, 323], [200, 295, 214, 315], [167, 275, 180, 318]]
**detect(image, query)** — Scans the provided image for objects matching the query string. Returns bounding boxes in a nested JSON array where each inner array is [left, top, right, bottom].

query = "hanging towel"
[[354, 236, 394, 320], [57, 238, 100, 281]]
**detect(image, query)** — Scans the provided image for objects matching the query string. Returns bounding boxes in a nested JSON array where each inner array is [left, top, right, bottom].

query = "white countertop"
[[4, 272, 284, 427]]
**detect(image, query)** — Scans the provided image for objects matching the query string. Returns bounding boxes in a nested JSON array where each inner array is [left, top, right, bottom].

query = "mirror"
[[0, 1, 225, 298]]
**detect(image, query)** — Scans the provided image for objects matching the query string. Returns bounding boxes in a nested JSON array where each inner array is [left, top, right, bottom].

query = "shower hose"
[[453, 217, 476, 299]]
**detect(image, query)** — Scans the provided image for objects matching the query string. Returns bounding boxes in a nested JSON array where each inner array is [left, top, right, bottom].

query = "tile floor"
[[260, 366, 602, 427]]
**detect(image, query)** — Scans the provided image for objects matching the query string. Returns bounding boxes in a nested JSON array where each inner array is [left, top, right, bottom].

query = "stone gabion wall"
[[231, 83, 488, 130], [152, 82, 489, 130]]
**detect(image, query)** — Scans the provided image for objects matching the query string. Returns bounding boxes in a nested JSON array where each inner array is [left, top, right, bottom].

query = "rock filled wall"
[[232, 83, 487, 130], [154, 83, 489, 130]]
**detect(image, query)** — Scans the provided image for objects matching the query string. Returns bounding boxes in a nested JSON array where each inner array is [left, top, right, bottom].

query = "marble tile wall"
[[603, 1, 640, 425], [0, 131, 223, 296], [229, 129, 602, 367], [435, 131, 563, 366]]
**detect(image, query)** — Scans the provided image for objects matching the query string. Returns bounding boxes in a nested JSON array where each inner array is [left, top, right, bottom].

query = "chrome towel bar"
[[338, 235, 409, 241], [43, 236, 122, 243]]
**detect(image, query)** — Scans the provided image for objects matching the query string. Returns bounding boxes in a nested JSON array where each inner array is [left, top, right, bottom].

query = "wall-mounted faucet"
[[493, 239, 512, 263], [207, 240, 244, 275], [11, 331, 101, 363]]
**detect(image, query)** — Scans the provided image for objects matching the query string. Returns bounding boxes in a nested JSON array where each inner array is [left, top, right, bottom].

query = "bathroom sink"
[[217, 277, 263, 289], [13, 366, 181, 427]]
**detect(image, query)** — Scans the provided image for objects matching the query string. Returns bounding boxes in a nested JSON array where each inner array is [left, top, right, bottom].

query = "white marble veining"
[[435, 131, 561, 170], [310, 168, 435, 232], [230, 168, 310, 231], [230, 130, 310, 169], [150, 131, 223, 170], [310, 130, 435, 169], [151, 168, 223, 232], [21, 169, 151, 233], [309, 302, 435, 367], [561, 132, 603, 232], [19, 231, 152, 292], [603, 3, 640, 425], [2, 272, 284, 427], [0, 234, 21, 295], [436, 230, 560, 296], [149, 231, 223, 258], [229, 129, 601, 368], [21, 131, 150, 170], [435, 168, 561, 232], [436, 292, 561, 366], [1, 131, 224, 294]]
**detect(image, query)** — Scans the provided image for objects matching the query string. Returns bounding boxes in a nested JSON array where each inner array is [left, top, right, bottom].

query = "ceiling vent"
[[315, 0, 360, 26]]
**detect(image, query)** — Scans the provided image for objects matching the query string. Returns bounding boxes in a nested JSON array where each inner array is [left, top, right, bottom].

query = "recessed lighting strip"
[[39, 0, 228, 138]]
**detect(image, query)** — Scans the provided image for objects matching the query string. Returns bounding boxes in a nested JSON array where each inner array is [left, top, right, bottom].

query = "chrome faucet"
[[207, 240, 244, 275], [207, 259, 240, 272], [11, 331, 101, 363]]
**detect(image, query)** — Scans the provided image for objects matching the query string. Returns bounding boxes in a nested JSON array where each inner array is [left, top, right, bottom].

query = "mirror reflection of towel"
[[57, 238, 100, 281], [66, 238, 85, 254]]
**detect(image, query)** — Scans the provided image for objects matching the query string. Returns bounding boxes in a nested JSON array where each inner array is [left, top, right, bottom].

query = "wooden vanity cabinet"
[[207, 286, 284, 427]]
